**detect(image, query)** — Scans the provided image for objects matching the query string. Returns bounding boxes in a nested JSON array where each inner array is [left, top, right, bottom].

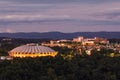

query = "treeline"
[[0, 54, 120, 80], [109, 39, 120, 43]]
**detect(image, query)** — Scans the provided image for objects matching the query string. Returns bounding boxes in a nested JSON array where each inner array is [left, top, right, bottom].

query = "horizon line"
[[0, 31, 120, 33]]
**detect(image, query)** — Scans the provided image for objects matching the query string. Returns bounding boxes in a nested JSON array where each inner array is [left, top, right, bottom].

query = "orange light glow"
[[9, 52, 58, 58]]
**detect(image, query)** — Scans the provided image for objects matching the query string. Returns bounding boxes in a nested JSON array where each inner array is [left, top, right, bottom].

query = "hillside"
[[0, 32, 119, 39]]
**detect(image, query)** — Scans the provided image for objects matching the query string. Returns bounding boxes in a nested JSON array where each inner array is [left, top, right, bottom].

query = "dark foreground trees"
[[0, 55, 120, 80]]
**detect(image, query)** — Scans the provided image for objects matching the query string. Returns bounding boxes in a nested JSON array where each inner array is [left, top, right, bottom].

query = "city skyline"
[[0, 0, 120, 33]]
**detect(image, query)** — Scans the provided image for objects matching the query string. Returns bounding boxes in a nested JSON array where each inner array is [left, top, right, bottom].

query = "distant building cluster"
[[73, 36, 109, 46], [42, 36, 120, 56], [2, 38, 12, 41], [42, 36, 109, 47], [42, 39, 71, 47]]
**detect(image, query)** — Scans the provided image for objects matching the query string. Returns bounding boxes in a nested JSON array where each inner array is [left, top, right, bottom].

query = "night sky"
[[0, 0, 120, 33]]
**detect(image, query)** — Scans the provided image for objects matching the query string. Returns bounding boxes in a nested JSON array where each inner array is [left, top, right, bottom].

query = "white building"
[[73, 36, 84, 42]]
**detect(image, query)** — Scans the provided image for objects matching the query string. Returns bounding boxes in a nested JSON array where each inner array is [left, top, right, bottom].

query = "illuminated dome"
[[9, 43, 58, 58]]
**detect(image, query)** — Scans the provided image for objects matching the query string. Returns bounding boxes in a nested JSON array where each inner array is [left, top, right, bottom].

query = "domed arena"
[[9, 43, 58, 58]]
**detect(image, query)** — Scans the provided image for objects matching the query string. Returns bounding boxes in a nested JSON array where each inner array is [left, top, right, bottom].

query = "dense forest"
[[0, 54, 120, 80]]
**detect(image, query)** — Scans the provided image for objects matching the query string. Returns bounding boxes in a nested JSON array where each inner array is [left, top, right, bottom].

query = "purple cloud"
[[0, 0, 120, 32], [1, 0, 120, 4]]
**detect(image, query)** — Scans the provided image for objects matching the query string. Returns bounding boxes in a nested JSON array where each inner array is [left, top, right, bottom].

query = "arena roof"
[[9, 44, 55, 53]]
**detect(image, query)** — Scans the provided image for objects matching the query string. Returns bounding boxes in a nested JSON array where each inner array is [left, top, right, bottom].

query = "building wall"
[[9, 52, 58, 58]]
